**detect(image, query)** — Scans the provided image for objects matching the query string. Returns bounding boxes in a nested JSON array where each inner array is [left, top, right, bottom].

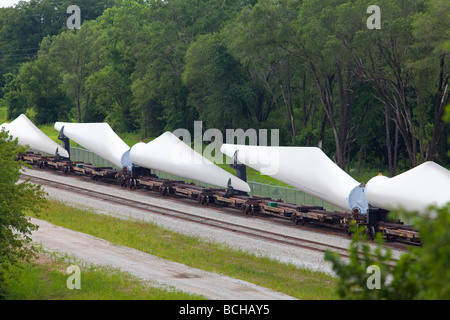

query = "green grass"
[[119, 131, 155, 147], [28, 200, 337, 300], [0, 104, 7, 124], [4, 251, 205, 300], [39, 124, 60, 142]]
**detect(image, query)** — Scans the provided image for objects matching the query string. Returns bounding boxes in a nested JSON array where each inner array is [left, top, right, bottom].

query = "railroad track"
[[21, 173, 355, 259]]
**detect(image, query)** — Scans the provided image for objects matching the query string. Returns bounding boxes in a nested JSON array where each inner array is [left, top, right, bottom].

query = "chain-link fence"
[[247, 181, 341, 211], [151, 161, 341, 211], [69, 146, 118, 168]]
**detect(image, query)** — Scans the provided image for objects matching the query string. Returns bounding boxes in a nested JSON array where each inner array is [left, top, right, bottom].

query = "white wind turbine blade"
[[1, 114, 69, 158], [54, 122, 130, 168], [220, 144, 362, 211], [365, 161, 450, 213], [130, 132, 251, 193]]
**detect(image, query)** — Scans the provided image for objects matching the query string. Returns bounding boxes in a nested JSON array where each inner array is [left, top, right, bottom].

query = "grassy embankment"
[[15, 201, 337, 300], [4, 250, 205, 300]]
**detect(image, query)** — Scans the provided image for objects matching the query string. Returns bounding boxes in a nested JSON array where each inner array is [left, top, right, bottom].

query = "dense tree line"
[[1, 0, 449, 173]]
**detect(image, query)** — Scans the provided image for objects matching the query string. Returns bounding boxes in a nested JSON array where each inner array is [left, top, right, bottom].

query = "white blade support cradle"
[[54, 122, 130, 169], [1, 114, 69, 158], [365, 162, 450, 213], [220, 144, 365, 212], [130, 132, 251, 193]]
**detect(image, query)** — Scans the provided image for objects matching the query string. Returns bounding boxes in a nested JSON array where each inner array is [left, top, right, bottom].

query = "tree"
[[183, 33, 255, 131], [411, 0, 450, 163], [224, 0, 304, 145], [445, 103, 450, 157], [0, 0, 114, 98], [2, 73, 27, 120], [354, 0, 449, 168], [325, 204, 450, 299], [295, 0, 370, 167], [0, 130, 47, 299], [4, 57, 72, 125], [41, 21, 103, 123]]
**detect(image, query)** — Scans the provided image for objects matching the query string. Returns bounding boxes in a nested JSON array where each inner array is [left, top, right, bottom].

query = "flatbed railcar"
[[17, 151, 421, 246]]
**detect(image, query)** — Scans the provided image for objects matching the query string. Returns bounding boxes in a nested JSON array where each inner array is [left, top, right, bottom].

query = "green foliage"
[[5, 253, 205, 300], [2, 73, 27, 120], [445, 103, 450, 157], [444, 104, 450, 123], [325, 225, 394, 299], [325, 204, 450, 299], [183, 33, 256, 131], [0, 0, 114, 97], [0, 129, 47, 299], [0, 0, 449, 168], [5, 57, 72, 124]]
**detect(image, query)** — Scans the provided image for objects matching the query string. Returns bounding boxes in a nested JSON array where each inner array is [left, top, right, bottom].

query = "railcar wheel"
[[292, 216, 298, 225], [119, 178, 126, 188]]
